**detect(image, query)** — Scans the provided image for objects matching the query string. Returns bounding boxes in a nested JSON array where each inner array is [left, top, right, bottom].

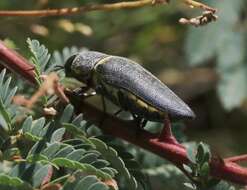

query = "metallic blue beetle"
[[65, 51, 195, 130]]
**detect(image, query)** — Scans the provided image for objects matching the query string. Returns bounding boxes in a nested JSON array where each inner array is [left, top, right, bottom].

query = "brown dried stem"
[[0, 0, 215, 17], [183, 0, 217, 12]]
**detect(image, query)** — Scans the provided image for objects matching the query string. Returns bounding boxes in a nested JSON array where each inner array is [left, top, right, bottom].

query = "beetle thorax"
[[68, 51, 108, 84]]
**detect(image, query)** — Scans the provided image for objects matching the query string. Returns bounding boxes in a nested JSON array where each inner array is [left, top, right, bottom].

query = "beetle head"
[[65, 51, 107, 84]]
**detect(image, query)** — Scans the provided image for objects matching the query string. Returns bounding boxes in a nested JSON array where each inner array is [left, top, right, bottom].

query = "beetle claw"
[[73, 86, 96, 98], [114, 109, 123, 116]]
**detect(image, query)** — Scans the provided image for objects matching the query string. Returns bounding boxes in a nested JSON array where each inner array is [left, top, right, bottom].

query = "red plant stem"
[[75, 101, 247, 185], [1, 41, 247, 185], [0, 41, 36, 84], [225, 154, 247, 163]]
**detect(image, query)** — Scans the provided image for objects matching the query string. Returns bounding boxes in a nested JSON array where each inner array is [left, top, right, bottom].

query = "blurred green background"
[[0, 0, 247, 164]]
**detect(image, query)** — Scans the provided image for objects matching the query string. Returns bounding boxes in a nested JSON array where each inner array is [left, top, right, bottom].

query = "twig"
[[1, 41, 247, 185], [183, 0, 217, 12], [0, 0, 154, 17], [0, 0, 215, 17]]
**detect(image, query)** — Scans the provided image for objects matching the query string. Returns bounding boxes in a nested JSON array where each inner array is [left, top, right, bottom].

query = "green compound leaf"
[[183, 164, 193, 174], [213, 181, 236, 190], [74, 175, 100, 190], [27, 38, 51, 76], [28, 140, 115, 180], [31, 117, 46, 137], [21, 115, 67, 143], [186, 145, 196, 164], [8, 162, 52, 188], [0, 69, 18, 131], [32, 164, 52, 188], [63, 123, 87, 137], [21, 117, 48, 142], [87, 182, 110, 190], [60, 104, 74, 123], [0, 174, 24, 187], [90, 138, 139, 190], [184, 182, 196, 190], [200, 163, 210, 178], [63, 175, 110, 190], [50, 128, 66, 143], [197, 142, 211, 164], [26, 38, 51, 105], [185, 142, 214, 189], [196, 143, 205, 165], [22, 116, 33, 133], [52, 157, 112, 180]]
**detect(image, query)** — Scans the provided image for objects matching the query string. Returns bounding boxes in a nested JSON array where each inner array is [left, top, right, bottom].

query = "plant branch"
[[183, 0, 216, 12], [0, 42, 36, 84], [1, 41, 247, 185], [225, 155, 247, 163], [0, 0, 215, 17], [72, 98, 247, 185], [0, 0, 154, 17]]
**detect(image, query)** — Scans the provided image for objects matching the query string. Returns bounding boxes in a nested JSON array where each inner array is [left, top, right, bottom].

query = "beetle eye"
[[74, 57, 81, 64]]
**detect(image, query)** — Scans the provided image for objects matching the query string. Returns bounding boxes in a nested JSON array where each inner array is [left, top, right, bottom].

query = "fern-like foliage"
[[0, 69, 18, 132], [27, 38, 51, 84], [62, 174, 110, 190], [0, 100, 147, 189], [0, 174, 25, 187], [97, 137, 151, 190]]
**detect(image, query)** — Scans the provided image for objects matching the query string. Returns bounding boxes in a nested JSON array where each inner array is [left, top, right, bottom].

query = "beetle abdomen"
[[95, 56, 195, 119], [97, 81, 165, 121], [122, 90, 166, 122]]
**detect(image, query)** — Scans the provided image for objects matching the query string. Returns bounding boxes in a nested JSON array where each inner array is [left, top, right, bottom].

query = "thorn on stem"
[[158, 115, 180, 145]]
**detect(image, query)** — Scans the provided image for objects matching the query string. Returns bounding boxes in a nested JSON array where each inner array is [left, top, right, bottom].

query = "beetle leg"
[[141, 119, 148, 128], [101, 95, 106, 113], [114, 109, 123, 116], [97, 96, 107, 128], [158, 115, 180, 145], [132, 114, 147, 129], [73, 86, 95, 98], [94, 84, 107, 112], [83, 91, 97, 98], [131, 114, 142, 137]]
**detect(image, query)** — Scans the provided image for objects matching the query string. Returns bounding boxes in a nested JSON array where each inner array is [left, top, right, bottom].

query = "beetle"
[[64, 51, 195, 143]]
